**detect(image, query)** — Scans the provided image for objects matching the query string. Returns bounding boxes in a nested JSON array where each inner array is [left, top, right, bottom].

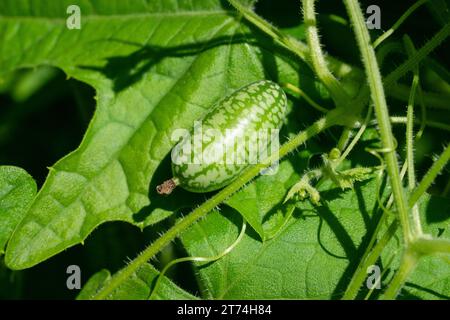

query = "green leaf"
[[398, 195, 450, 300], [0, 166, 37, 254], [182, 178, 382, 299], [1, 0, 318, 269], [333, 167, 374, 190], [181, 178, 450, 299], [78, 264, 198, 300], [77, 269, 110, 300], [402, 255, 450, 300], [225, 159, 300, 241]]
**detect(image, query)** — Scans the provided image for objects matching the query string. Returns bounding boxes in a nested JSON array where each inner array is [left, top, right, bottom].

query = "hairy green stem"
[[228, 0, 362, 94], [338, 105, 373, 164], [91, 108, 347, 299], [344, 0, 411, 242], [389, 117, 450, 132], [403, 35, 423, 236], [352, 23, 450, 111], [381, 249, 419, 299], [411, 237, 450, 255], [149, 221, 247, 300], [372, 0, 429, 48], [444, 179, 450, 197], [387, 83, 450, 110], [228, 0, 308, 61], [404, 36, 418, 192], [364, 252, 397, 300], [284, 82, 329, 113], [343, 160, 411, 299], [384, 21, 450, 87], [302, 0, 349, 106], [230, 0, 449, 113], [337, 127, 353, 151], [343, 220, 398, 300]]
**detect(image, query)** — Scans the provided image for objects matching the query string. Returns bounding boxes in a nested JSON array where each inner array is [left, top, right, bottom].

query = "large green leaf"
[[0, 0, 319, 269], [224, 110, 326, 241], [0, 166, 37, 254], [181, 178, 450, 299], [225, 157, 302, 241], [402, 255, 450, 300]]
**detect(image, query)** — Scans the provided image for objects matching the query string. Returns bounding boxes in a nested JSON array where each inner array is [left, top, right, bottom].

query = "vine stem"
[[389, 116, 450, 132], [411, 237, 450, 255], [342, 220, 398, 300], [336, 127, 353, 151], [344, 0, 411, 242], [90, 1, 450, 301], [403, 35, 423, 236], [302, 0, 349, 106], [149, 221, 247, 300], [338, 105, 373, 164], [343, 160, 410, 299], [227, 0, 308, 61], [372, 0, 429, 48], [227, 0, 362, 90], [381, 249, 419, 299], [404, 35, 419, 192], [380, 49, 450, 112], [230, 0, 449, 110], [409, 144, 450, 207], [283, 82, 329, 113], [91, 108, 348, 299], [384, 21, 450, 87]]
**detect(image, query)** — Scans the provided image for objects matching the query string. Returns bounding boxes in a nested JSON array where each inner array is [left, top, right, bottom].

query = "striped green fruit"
[[157, 80, 287, 194]]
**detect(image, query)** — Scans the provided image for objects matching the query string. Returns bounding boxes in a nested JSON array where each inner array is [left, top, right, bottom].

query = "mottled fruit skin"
[[172, 80, 287, 193]]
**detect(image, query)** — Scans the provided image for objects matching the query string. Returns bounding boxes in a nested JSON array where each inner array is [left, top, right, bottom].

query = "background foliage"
[[0, 0, 448, 299]]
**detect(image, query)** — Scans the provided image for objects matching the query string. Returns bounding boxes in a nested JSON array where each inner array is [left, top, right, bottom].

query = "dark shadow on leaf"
[[79, 34, 254, 92], [224, 204, 262, 243], [89, 14, 326, 227], [314, 191, 358, 258], [349, 134, 383, 169], [78, 13, 317, 97], [297, 208, 349, 260], [196, 207, 254, 269], [401, 282, 450, 300], [316, 215, 347, 259], [260, 36, 279, 82], [330, 180, 386, 298], [354, 183, 370, 227], [315, 180, 386, 298], [355, 177, 386, 231]]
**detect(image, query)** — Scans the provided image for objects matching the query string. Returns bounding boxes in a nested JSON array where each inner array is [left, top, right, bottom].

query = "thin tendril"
[[373, 0, 429, 48], [283, 82, 330, 113], [148, 220, 247, 300], [338, 104, 374, 164]]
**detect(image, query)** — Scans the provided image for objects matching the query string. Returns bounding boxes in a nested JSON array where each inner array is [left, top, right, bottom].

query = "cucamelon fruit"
[[157, 80, 287, 194]]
